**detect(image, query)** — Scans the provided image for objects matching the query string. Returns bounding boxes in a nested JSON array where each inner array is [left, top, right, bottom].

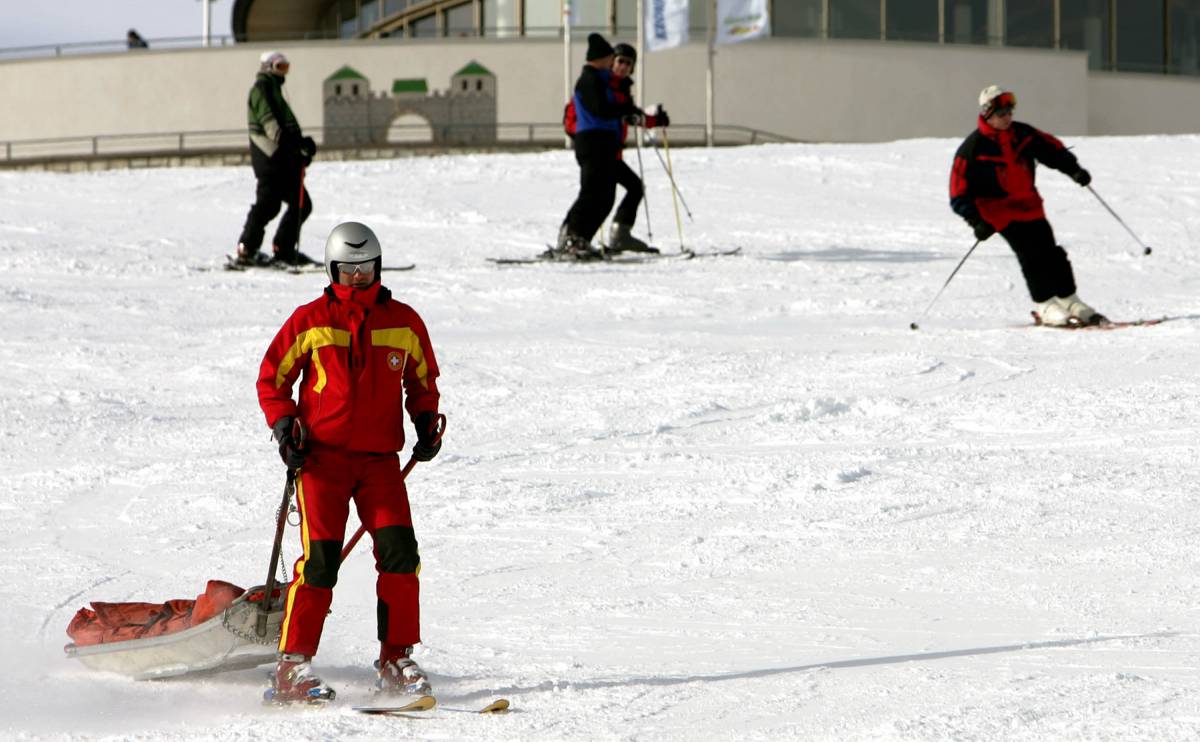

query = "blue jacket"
[[572, 66, 637, 137]]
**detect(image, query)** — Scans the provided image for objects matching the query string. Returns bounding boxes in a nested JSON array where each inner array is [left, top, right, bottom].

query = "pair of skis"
[[223, 255, 416, 274], [353, 694, 511, 716], [488, 246, 741, 266]]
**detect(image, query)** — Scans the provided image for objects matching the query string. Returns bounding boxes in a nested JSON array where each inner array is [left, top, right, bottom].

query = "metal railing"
[[0, 123, 793, 166]]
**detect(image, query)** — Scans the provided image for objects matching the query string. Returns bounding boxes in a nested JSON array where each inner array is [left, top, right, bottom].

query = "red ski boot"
[[375, 646, 432, 696], [263, 653, 336, 705]]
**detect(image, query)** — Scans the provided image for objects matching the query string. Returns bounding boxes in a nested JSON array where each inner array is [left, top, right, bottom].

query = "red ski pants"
[[278, 448, 421, 657]]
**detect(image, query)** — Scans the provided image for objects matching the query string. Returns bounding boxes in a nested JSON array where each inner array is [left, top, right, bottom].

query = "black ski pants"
[[238, 161, 312, 256], [612, 158, 644, 228], [999, 218, 1077, 303], [564, 132, 621, 242]]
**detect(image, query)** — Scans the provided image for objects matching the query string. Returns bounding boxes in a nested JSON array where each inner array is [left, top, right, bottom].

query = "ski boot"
[[271, 245, 319, 268], [1035, 294, 1106, 327], [234, 243, 273, 268], [549, 228, 603, 262], [263, 653, 336, 705], [606, 223, 658, 254], [375, 650, 433, 696]]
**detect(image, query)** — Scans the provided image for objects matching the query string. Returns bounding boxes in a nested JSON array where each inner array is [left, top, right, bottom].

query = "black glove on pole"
[[972, 220, 995, 241], [412, 411, 445, 462], [272, 416, 307, 469]]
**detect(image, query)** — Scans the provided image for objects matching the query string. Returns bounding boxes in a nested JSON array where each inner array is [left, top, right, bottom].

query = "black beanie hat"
[[586, 33, 614, 61], [613, 43, 637, 63]]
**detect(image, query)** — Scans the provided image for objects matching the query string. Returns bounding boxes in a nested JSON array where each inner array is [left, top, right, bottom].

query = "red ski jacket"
[[257, 282, 440, 453], [949, 117, 1081, 232]]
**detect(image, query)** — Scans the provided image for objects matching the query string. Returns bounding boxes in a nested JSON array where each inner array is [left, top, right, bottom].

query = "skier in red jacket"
[[950, 85, 1105, 326], [256, 221, 443, 704]]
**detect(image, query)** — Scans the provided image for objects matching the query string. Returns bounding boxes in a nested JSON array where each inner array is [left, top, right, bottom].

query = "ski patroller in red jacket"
[[257, 281, 440, 452], [949, 116, 1082, 232]]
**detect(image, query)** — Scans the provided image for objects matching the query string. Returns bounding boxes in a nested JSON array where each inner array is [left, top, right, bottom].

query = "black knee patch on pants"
[[375, 525, 420, 574], [304, 539, 342, 589]]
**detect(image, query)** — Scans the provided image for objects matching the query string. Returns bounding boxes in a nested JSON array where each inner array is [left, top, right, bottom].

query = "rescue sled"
[[64, 580, 283, 680]]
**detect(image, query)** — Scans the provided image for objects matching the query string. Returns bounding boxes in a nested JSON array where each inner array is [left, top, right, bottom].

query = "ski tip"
[[478, 698, 511, 714], [353, 694, 438, 714]]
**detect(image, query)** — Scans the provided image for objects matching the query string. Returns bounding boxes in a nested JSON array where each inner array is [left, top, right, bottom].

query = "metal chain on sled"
[[222, 607, 278, 645], [219, 498, 301, 645]]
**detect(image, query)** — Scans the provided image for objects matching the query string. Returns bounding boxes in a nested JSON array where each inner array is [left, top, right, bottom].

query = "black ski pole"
[[634, 125, 653, 241], [910, 239, 982, 331], [651, 135, 694, 221], [1086, 185, 1152, 256], [257, 468, 295, 638]]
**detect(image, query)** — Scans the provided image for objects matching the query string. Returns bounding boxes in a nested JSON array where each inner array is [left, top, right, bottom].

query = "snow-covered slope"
[[2, 136, 1198, 740]]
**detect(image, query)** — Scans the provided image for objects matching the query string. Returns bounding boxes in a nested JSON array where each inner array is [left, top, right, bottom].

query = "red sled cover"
[[66, 580, 250, 646]]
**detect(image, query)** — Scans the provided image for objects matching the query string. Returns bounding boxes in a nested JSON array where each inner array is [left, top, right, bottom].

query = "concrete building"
[[2, 0, 1200, 161]]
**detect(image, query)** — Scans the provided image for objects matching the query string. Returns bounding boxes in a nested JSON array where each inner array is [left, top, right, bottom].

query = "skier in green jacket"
[[235, 51, 318, 268]]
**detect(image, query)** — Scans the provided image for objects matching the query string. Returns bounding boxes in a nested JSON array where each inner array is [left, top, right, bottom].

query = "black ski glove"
[[1072, 168, 1091, 187], [650, 107, 670, 128], [272, 416, 307, 470], [412, 411, 442, 462], [970, 218, 995, 241], [623, 111, 646, 127], [298, 136, 317, 167]]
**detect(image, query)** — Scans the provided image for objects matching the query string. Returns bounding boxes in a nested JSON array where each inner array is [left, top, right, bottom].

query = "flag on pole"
[[645, 0, 689, 52], [715, 0, 769, 45]]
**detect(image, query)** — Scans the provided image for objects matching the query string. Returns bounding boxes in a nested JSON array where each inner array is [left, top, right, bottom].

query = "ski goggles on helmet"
[[338, 260, 375, 275], [985, 92, 1017, 117]]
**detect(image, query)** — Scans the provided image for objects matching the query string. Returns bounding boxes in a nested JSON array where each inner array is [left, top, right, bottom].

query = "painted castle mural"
[[323, 61, 497, 146]]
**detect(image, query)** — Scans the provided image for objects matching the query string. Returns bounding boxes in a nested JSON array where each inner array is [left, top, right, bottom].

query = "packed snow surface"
[[1, 136, 1199, 741]]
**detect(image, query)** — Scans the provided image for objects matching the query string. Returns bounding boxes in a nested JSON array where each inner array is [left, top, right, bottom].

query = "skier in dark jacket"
[[555, 33, 645, 260], [950, 85, 1104, 326], [235, 51, 318, 268]]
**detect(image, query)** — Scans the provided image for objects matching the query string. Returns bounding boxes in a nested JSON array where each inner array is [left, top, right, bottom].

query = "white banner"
[[645, 0, 689, 52], [716, 0, 770, 45]]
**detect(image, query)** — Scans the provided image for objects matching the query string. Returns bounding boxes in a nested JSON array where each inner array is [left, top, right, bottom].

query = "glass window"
[[774, 0, 824, 37], [484, 0, 520, 37], [1006, 0, 1052, 47], [830, 0, 881, 40], [1115, 1, 1165, 72], [1169, 0, 1200, 74], [573, 0, 608, 33], [615, 0, 637, 38], [946, 0, 988, 44], [384, 0, 413, 15], [339, 0, 358, 37], [886, 0, 937, 42], [1061, 0, 1110, 69], [689, 0, 709, 35], [361, 0, 381, 29], [411, 13, 438, 37], [525, 0, 561, 38], [445, 2, 475, 36]]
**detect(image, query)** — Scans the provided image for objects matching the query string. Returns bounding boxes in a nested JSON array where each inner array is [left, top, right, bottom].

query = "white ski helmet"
[[978, 84, 1016, 116], [324, 221, 382, 283], [260, 50, 290, 75]]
